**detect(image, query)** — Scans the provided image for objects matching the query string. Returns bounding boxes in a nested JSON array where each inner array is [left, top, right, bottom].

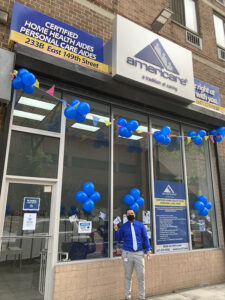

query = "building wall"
[[0, 0, 225, 299]]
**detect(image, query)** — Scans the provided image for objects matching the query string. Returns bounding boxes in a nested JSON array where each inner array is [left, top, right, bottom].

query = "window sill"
[[171, 20, 201, 37]]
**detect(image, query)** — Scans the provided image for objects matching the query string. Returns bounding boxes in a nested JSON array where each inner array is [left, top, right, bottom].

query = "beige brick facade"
[[0, 0, 225, 299]]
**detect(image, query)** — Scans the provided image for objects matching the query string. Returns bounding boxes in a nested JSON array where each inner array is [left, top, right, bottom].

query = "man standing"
[[114, 209, 151, 300]]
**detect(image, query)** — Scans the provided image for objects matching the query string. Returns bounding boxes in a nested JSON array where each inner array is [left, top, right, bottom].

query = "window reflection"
[[58, 96, 110, 261], [113, 109, 151, 256], [184, 126, 218, 249]]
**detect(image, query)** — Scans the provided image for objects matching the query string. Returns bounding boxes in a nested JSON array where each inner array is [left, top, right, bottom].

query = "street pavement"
[[146, 283, 225, 300]]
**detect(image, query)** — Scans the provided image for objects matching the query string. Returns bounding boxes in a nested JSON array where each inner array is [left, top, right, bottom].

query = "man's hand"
[[147, 251, 151, 260], [114, 224, 118, 231]]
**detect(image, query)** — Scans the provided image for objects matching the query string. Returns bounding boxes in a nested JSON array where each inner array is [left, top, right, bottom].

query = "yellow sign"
[[155, 198, 186, 207], [9, 31, 109, 74], [195, 99, 225, 114]]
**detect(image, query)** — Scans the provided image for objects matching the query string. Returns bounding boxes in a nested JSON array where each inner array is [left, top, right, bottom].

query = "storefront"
[[0, 3, 225, 300]]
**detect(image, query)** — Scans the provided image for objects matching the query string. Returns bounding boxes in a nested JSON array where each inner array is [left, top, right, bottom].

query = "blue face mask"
[[127, 215, 135, 221]]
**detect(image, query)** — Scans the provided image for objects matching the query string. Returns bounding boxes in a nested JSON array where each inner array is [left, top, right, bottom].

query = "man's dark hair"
[[126, 208, 135, 214]]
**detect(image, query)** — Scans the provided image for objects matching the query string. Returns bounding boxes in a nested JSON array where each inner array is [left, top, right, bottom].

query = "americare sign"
[[9, 2, 108, 73], [112, 16, 195, 103]]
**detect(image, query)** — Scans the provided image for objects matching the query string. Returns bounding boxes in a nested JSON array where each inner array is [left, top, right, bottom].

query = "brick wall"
[[54, 249, 225, 300]]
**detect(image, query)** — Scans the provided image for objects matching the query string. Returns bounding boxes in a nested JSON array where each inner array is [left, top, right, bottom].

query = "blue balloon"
[[163, 136, 171, 145], [64, 106, 77, 119], [214, 135, 223, 142], [21, 72, 36, 86], [125, 130, 133, 138], [90, 191, 101, 202], [71, 205, 76, 212], [83, 182, 95, 196], [187, 130, 197, 138], [198, 195, 208, 205], [77, 102, 90, 115], [200, 207, 208, 216], [119, 126, 129, 137], [136, 197, 144, 206], [117, 118, 127, 127], [83, 199, 95, 212], [209, 129, 217, 136], [158, 134, 165, 143], [17, 68, 29, 77], [153, 131, 161, 140], [193, 136, 202, 145], [198, 130, 206, 138], [12, 77, 23, 90], [70, 99, 80, 107], [124, 194, 135, 205], [75, 112, 86, 123], [194, 201, 204, 211], [217, 127, 225, 137], [23, 85, 35, 94], [76, 191, 88, 202], [205, 202, 212, 210], [126, 120, 139, 131], [130, 202, 140, 213], [161, 126, 171, 135], [130, 188, 140, 200]]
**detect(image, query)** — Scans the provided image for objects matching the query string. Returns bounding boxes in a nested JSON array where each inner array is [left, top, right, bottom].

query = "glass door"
[[0, 182, 54, 300]]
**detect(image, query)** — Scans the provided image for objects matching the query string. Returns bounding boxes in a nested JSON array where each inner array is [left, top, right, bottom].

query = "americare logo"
[[162, 185, 177, 197], [126, 39, 188, 85]]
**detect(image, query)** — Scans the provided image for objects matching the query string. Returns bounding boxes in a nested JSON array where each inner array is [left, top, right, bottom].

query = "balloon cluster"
[[93, 131, 109, 148], [194, 195, 212, 216], [64, 99, 90, 123], [209, 127, 225, 142], [127, 140, 142, 154], [153, 126, 171, 145], [76, 182, 100, 212], [12, 68, 36, 94], [68, 205, 78, 217], [60, 205, 65, 216], [124, 188, 144, 213], [187, 129, 206, 145], [117, 118, 139, 138]]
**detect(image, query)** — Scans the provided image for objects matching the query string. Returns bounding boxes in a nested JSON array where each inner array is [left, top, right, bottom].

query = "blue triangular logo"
[[135, 45, 164, 68]]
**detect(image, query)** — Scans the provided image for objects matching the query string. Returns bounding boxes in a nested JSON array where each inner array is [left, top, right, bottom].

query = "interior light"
[[86, 113, 110, 123], [13, 110, 45, 121], [120, 135, 143, 140], [18, 97, 56, 110], [71, 123, 100, 132]]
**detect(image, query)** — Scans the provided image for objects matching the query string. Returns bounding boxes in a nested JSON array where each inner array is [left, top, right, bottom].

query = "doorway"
[[0, 181, 55, 300]]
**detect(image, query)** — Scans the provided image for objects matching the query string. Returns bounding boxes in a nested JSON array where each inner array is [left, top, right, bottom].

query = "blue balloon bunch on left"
[[194, 195, 212, 216], [76, 182, 100, 212], [124, 188, 144, 213], [153, 126, 171, 145], [117, 118, 139, 138], [64, 99, 90, 123], [12, 68, 36, 94], [209, 127, 225, 142]]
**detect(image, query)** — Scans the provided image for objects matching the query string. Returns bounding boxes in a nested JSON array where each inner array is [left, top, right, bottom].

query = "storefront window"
[[7, 131, 59, 178], [184, 126, 219, 249], [13, 88, 62, 133], [113, 108, 151, 256], [152, 118, 189, 253], [58, 96, 110, 261]]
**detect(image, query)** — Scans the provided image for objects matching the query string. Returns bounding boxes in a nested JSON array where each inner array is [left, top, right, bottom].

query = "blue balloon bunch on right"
[[187, 129, 206, 145], [117, 118, 139, 138], [12, 68, 36, 94], [76, 182, 100, 212], [209, 126, 225, 142], [153, 126, 171, 145], [124, 188, 144, 213], [64, 99, 90, 123], [194, 195, 212, 216]]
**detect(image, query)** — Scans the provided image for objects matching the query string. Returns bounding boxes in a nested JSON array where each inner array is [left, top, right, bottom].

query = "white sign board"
[[112, 15, 195, 103], [78, 221, 92, 234], [23, 213, 37, 231]]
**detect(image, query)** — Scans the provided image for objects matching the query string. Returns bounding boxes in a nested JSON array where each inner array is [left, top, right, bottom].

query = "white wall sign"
[[112, 15, 195, 103], [78, 221, 92, 234], [23, 213, 37, 231]]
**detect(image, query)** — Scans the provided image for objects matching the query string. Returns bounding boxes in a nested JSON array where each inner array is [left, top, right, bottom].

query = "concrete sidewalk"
[[146, 283, 225, 300]]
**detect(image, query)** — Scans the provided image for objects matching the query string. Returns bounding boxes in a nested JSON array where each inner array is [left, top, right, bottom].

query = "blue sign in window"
[[23, 197, 40, 211]]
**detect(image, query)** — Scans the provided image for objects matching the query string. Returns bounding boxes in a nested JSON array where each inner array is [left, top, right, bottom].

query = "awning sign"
[[9, 2, 109, 73]]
